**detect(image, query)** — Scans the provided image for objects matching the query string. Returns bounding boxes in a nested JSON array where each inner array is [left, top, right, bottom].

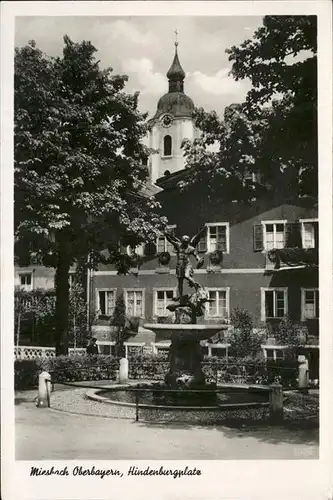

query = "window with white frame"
[[19, 273, 32, 291], [97, 342, 116, 356], [163, 135, 172, 157], [198, 223, 229, 253], [301, 288, 319, 320], [154, 289, 176, 316], [261, 288, 288, 320], [157, 225, 176, 254], [262, 221, 286, 250], [97, 289, 116, 317], [206, 288, 229, 318], [124, 289, 144, 317], [210, 345, 228, 359], [300, 219, 318, 249], [263, 346, 286, 360]]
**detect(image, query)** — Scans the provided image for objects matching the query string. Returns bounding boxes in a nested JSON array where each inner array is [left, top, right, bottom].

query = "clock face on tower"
[[161, 114, 173, 128]]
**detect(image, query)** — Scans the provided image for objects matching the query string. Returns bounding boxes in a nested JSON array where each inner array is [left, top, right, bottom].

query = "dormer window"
[[163, 135, 172, 157]]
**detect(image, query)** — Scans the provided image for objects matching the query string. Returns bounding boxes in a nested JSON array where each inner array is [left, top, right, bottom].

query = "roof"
[[166, 47, 186, 81], [150, 43, 194, 122], [154, 92, 194, 120]]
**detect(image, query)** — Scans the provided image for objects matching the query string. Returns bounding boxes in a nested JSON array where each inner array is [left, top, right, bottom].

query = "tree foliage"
[[229, 308, 263, 358], [15, 37, 166, 354], [14, 282, 88, 347], [181, 104, 268, 202], [227, 15, 317, 197], [181, 15, 317, 199]]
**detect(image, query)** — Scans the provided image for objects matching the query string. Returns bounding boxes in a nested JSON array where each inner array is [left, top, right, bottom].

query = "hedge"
[[15, 353, 299, 390], [128, 352, 169, 380], [202, 356, 298, 388], [14, 354, 118, 390]]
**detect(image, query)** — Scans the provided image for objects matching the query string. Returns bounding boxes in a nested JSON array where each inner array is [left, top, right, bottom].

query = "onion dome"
[[152, 41, 194, 120], [166, 45, 186, 89], [155, 92, 194, 119]]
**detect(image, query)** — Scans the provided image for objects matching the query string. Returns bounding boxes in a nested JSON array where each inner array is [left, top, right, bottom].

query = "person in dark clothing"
[[86, 337, 98, 355]]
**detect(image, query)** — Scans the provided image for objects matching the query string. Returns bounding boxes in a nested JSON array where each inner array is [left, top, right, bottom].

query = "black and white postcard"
[[1, 1, 332, 499]]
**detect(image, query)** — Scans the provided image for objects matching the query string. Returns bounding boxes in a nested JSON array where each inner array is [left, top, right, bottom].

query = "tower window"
[[163, 135, 172, 157]]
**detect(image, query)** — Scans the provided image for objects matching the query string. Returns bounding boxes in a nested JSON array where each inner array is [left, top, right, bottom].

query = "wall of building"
[[91, 195, 318, 336], [14, 266, 56, 290], [96, 198, 318, 272], [14, 265, 78, 290], [92, 267, 318, 328]]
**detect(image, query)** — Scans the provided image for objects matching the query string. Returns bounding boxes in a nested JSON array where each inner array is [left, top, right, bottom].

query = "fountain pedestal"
[[165, 333, 205, 387]]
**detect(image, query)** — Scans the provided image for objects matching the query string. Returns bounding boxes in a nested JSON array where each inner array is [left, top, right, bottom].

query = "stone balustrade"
[[14, 345, 86, 360]]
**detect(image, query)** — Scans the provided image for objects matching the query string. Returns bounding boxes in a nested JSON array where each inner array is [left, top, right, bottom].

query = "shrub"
[[14, 358, 40, 390], [128, 352, 168, 380], [202, 355, 298, 388], [275, 316, 302, 348], [15, 350, 299, 391], [264, 358, 299, 388], [229, 308, 264, 358], [14, 354, 118, 390]]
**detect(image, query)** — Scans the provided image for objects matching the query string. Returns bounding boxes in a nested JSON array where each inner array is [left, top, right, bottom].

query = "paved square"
[[16, 389, 318, 460]]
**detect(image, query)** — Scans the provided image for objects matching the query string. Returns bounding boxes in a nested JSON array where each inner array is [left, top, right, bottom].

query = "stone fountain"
[[144, 229, 227, 390]]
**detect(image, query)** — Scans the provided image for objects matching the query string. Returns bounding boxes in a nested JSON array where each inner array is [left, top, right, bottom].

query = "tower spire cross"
[[174, 29, 178, 47]]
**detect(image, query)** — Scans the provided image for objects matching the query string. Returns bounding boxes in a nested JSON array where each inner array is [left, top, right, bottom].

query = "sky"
[[15, 16, 264, 118]]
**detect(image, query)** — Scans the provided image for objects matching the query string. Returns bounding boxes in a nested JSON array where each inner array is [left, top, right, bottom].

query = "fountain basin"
[[85, 383, 270, 427], [144, 323, 228, 342]]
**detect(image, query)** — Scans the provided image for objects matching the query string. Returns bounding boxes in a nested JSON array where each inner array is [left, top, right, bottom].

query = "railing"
[[125, 386, 271, 423], [126, 360, 298, 389]]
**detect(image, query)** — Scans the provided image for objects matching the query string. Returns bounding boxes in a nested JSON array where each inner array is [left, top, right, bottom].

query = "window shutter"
[[285, 222, 302, 248], [314, 221, 319, 248], [315, 290, 319, 318], [253, 225, 264, 252], [265, 290, 274, 318], [198, 228, 207, 253]]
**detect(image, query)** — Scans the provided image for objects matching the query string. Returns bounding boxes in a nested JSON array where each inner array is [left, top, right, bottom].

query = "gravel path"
[[15, 387, 319, 460]]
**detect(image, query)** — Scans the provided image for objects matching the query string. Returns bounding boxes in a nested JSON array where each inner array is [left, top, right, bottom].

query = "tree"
[[14, 282, 88, 348], [180, 16, 317, 200], [14, 288, 56, 346], [226, 15, 317, 197], [111, 294, 127, 358], [229, 308, 263, 358], [68, 282, 88, 349], [15, 37, 166, 355], [180, 103, 268, 203]]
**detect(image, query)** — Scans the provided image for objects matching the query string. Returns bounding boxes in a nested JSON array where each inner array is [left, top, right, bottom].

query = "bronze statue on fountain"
[[144, 226, 226, 395], [164, 226, 212, 323], [161, 227, 216, 389]]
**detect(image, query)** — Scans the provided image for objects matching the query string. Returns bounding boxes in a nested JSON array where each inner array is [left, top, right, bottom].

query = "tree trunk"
[[55, 248, 71, 356], [16, 311, 21, 347]]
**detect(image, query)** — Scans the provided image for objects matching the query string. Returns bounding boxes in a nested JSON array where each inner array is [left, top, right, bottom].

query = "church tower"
[[148, 39, 198, 184]]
